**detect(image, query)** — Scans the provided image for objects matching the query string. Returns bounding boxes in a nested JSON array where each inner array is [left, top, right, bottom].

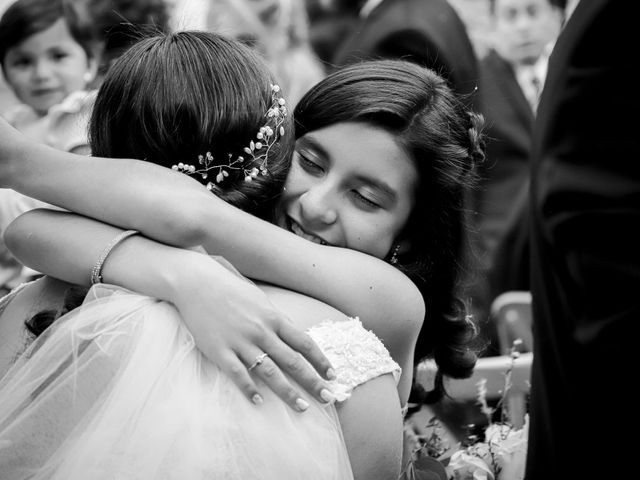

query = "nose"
[[298, 183, 338, 226], [513, 12, 533, 31], [32, 59, 53, 81]]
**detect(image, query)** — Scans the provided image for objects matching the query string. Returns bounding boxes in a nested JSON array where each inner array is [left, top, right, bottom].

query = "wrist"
[[158, 248, 217, 308]]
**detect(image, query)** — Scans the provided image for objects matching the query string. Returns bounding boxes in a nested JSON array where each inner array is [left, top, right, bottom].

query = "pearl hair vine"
[[172, 84, 287, 188]]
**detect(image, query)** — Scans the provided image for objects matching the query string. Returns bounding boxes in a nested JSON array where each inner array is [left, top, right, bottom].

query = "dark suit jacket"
[[331, 0, 479, 108], [527, 1, 638, 478], [473, 49, 534, 330]]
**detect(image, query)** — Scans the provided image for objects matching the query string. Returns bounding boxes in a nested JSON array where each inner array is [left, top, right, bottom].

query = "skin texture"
[[2, 18, 95, 115], [276, 122, 418, 258]]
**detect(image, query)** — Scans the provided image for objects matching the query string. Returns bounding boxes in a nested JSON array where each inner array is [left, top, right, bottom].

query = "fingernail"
[[320, 388, 336, 403], [295, 398, 309, 411], [252, 394, 263, 405], [326, 368, 336, 380]]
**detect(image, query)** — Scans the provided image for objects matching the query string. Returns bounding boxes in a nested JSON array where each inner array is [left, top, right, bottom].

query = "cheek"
[[282, 164, 313, 201], [343, 215, 395, 259], [4, 69, 27, 91], [59, 61, 89, 88]]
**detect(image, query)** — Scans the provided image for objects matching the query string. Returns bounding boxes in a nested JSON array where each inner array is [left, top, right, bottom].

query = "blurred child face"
[[3, 18, 94, 115], [493, 0, 563, 66], [275, 122, 418, 259]]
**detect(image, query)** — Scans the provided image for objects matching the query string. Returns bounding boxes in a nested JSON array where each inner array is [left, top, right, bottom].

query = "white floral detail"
[[171, 84, 287, 186], [306, 317, 402, 402]]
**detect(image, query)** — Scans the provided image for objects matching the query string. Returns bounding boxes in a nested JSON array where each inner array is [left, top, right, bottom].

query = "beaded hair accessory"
[[172, 84, 287, 188]]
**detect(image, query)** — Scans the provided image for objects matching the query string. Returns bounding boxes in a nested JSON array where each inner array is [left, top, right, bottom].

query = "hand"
[[171, 256, 337, 412]]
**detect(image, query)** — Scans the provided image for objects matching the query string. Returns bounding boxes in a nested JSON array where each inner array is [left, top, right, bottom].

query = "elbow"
[[4, 210, 35, 261], [392, 278, 426, 339]]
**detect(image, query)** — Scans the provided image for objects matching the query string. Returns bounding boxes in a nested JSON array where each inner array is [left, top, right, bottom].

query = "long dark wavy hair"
[[294, 59, 486, 401]]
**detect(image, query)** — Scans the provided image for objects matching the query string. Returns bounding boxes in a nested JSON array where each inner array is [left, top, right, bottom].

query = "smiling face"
[[2, 18, 94, 115], [275, 122, 419, 259]]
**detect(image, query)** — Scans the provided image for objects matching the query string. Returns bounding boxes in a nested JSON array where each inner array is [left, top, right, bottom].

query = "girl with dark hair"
[[0, 0, 98, 300], [291, 61, 484, 386], [0, 0, 97, 153]]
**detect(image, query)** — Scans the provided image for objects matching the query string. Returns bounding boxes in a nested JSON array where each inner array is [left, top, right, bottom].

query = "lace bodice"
[[307, 318, 401, 402]]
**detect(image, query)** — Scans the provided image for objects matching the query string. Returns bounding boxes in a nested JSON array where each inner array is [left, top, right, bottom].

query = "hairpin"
[[172, 84, 287, 188]]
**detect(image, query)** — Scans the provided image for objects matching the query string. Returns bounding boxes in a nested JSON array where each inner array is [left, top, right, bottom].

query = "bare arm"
[[337, 376, 403, 480], [0, 117, 423, 374], [5, 209, 336, 411]]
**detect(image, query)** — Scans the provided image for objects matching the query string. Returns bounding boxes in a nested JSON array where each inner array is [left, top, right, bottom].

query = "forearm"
[[1, 130, 207, 249], [4, 209, 207, 306]]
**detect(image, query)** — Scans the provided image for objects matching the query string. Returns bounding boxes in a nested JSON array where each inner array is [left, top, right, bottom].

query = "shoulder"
[[46, 90, 97, 152], [2, 104, 37, 129]]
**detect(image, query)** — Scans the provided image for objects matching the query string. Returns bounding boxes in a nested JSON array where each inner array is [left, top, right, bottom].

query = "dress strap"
[[307, 318, 401, 402]]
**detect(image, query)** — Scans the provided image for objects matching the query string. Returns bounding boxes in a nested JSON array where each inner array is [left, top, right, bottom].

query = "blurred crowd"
[[0, 0, 563, 364]]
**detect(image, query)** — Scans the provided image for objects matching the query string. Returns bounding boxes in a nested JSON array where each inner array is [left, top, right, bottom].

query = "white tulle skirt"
[[0, 285, 353, 479]]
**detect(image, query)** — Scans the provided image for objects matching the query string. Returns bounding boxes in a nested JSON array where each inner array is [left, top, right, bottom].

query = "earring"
[[389, 244, 401, 265], [83, 71, 93, 84]]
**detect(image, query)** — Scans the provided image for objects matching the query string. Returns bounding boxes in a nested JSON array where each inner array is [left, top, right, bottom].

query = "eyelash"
[[297, 152, 324, 174], [352, 190, 381, 209]]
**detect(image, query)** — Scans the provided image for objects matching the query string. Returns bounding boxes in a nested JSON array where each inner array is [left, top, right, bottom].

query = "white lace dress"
[[0, 283, 400, 479]]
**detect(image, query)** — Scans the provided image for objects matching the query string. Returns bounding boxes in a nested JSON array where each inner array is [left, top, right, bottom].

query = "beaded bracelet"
[[90, 230, 139, 285]]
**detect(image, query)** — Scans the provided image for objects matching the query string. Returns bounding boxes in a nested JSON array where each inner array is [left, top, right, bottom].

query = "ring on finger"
[[248, 352, 269, 372]]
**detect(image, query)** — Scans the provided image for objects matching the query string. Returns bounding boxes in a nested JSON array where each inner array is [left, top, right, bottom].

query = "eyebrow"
[[299, 134, 398, 203]]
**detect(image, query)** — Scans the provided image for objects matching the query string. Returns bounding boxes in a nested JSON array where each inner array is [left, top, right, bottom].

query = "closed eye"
[[296, 150, 324, 175], [351, 190, 382, 209]]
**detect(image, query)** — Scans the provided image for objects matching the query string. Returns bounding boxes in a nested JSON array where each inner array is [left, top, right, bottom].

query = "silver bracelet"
[[90, 230, 139, 285]]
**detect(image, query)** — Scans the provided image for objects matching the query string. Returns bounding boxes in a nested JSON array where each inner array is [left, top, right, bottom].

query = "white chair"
[[491, 290, 533, 355]]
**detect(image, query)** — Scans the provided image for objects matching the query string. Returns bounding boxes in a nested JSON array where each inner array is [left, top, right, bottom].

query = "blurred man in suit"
[[472, 0, 564, 351]]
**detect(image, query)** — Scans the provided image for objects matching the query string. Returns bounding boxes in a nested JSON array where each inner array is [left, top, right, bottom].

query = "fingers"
[[279, 322, 336, 381], [218, 350, 265, 406], [262, 333, 337, 406], [243, 350, 313, 412]]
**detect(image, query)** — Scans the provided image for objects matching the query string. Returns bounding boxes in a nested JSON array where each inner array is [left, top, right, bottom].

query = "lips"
[[287, 217, 329, 246], [31, 87, 60, 97]]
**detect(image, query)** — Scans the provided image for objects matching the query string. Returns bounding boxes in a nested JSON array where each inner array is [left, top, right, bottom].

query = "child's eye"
[[297, 151, 324, 175], [10, 57, 31, 68], [51, 51, 69, 61]]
